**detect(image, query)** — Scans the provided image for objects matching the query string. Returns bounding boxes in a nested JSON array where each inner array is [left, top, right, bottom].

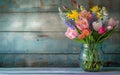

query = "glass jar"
[[80, 44, 104, 72]]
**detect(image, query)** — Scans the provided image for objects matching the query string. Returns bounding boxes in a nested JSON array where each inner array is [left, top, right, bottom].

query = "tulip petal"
[[108, 18, 119, 27], [98, 27, 106, 34], [92, 20, 102, 31]]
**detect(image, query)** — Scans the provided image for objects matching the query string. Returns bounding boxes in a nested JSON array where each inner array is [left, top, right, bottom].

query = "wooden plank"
[[0, 0, 60, 12], [0, 53, 120, 67], [0, 12, 119, 31], [102, 32, 120, 53], [0, 13, 67, 31], [0, 31, 120, 53], [104, 54, 120, 67], [0, 54, 79, 67], [0, 31, 82, 53], [0, 31, 119, 53]]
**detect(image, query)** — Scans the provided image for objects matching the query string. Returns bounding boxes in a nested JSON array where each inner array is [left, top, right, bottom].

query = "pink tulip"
[[98, 27, 106, 34], [76, 17, 89, 30], [92, 20, 102, 31], [107, 18, 119, 27], [65, 27, 78, 39]]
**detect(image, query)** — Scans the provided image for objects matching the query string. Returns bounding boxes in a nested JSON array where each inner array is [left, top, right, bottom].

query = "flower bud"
[[98, 27, 106, 34], [107, 25, 113, 30]]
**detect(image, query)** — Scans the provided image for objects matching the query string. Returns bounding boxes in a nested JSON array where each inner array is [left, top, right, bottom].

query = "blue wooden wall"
[[0, 0, 120, 67]]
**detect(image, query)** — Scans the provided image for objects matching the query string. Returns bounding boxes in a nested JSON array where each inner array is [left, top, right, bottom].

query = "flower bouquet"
[[58, 0, 119, 71]]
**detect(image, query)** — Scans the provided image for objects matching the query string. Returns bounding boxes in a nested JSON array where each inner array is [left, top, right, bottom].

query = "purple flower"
[[65, 19, 76, 30]]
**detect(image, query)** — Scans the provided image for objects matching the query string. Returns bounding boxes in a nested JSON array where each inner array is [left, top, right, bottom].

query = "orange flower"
[[78, 29, 90, 40], [82, 29, 90, 36], [78, 34, 85, 39]]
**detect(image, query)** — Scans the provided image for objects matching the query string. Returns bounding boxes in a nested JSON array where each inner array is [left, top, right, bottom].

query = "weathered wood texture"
[[0, 54, 120, 67], [0, 0, 120, 67], [0, 0, 60, 12], [61, 0, 120, 11], [0, 13, 66, 31], [0, 0, 120, 12]]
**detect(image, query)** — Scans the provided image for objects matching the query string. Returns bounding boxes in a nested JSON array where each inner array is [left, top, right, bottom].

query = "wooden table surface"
[[0, 67, 120, 75]]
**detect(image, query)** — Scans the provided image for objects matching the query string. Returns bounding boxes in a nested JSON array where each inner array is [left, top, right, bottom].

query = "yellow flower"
[[97, 12, 102, 19], [91, 6, 100, 13], [67, 10, 79, 20], [91, 6, 103, 19]]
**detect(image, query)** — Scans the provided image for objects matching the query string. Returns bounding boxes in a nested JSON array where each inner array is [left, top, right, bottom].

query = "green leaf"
[[97, 28, 115, 43], [74, 38, 86, 44]]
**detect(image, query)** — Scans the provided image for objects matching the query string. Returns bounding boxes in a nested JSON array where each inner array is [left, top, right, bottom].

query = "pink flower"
[[98, 27, 106, 34], [92, 20, 102, 31], [79, 10, 92, 20], [65, 27, 78, 39], [76, 17, 89, 30], [107, 18, 119, 28]]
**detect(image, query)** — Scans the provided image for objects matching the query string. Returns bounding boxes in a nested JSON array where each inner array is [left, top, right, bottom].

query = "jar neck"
[[83, 43, 99, 47], [83, 43, 101, 50]]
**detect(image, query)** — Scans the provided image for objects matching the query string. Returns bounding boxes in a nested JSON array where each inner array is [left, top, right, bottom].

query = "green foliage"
[[74, 27, 115, 44]]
